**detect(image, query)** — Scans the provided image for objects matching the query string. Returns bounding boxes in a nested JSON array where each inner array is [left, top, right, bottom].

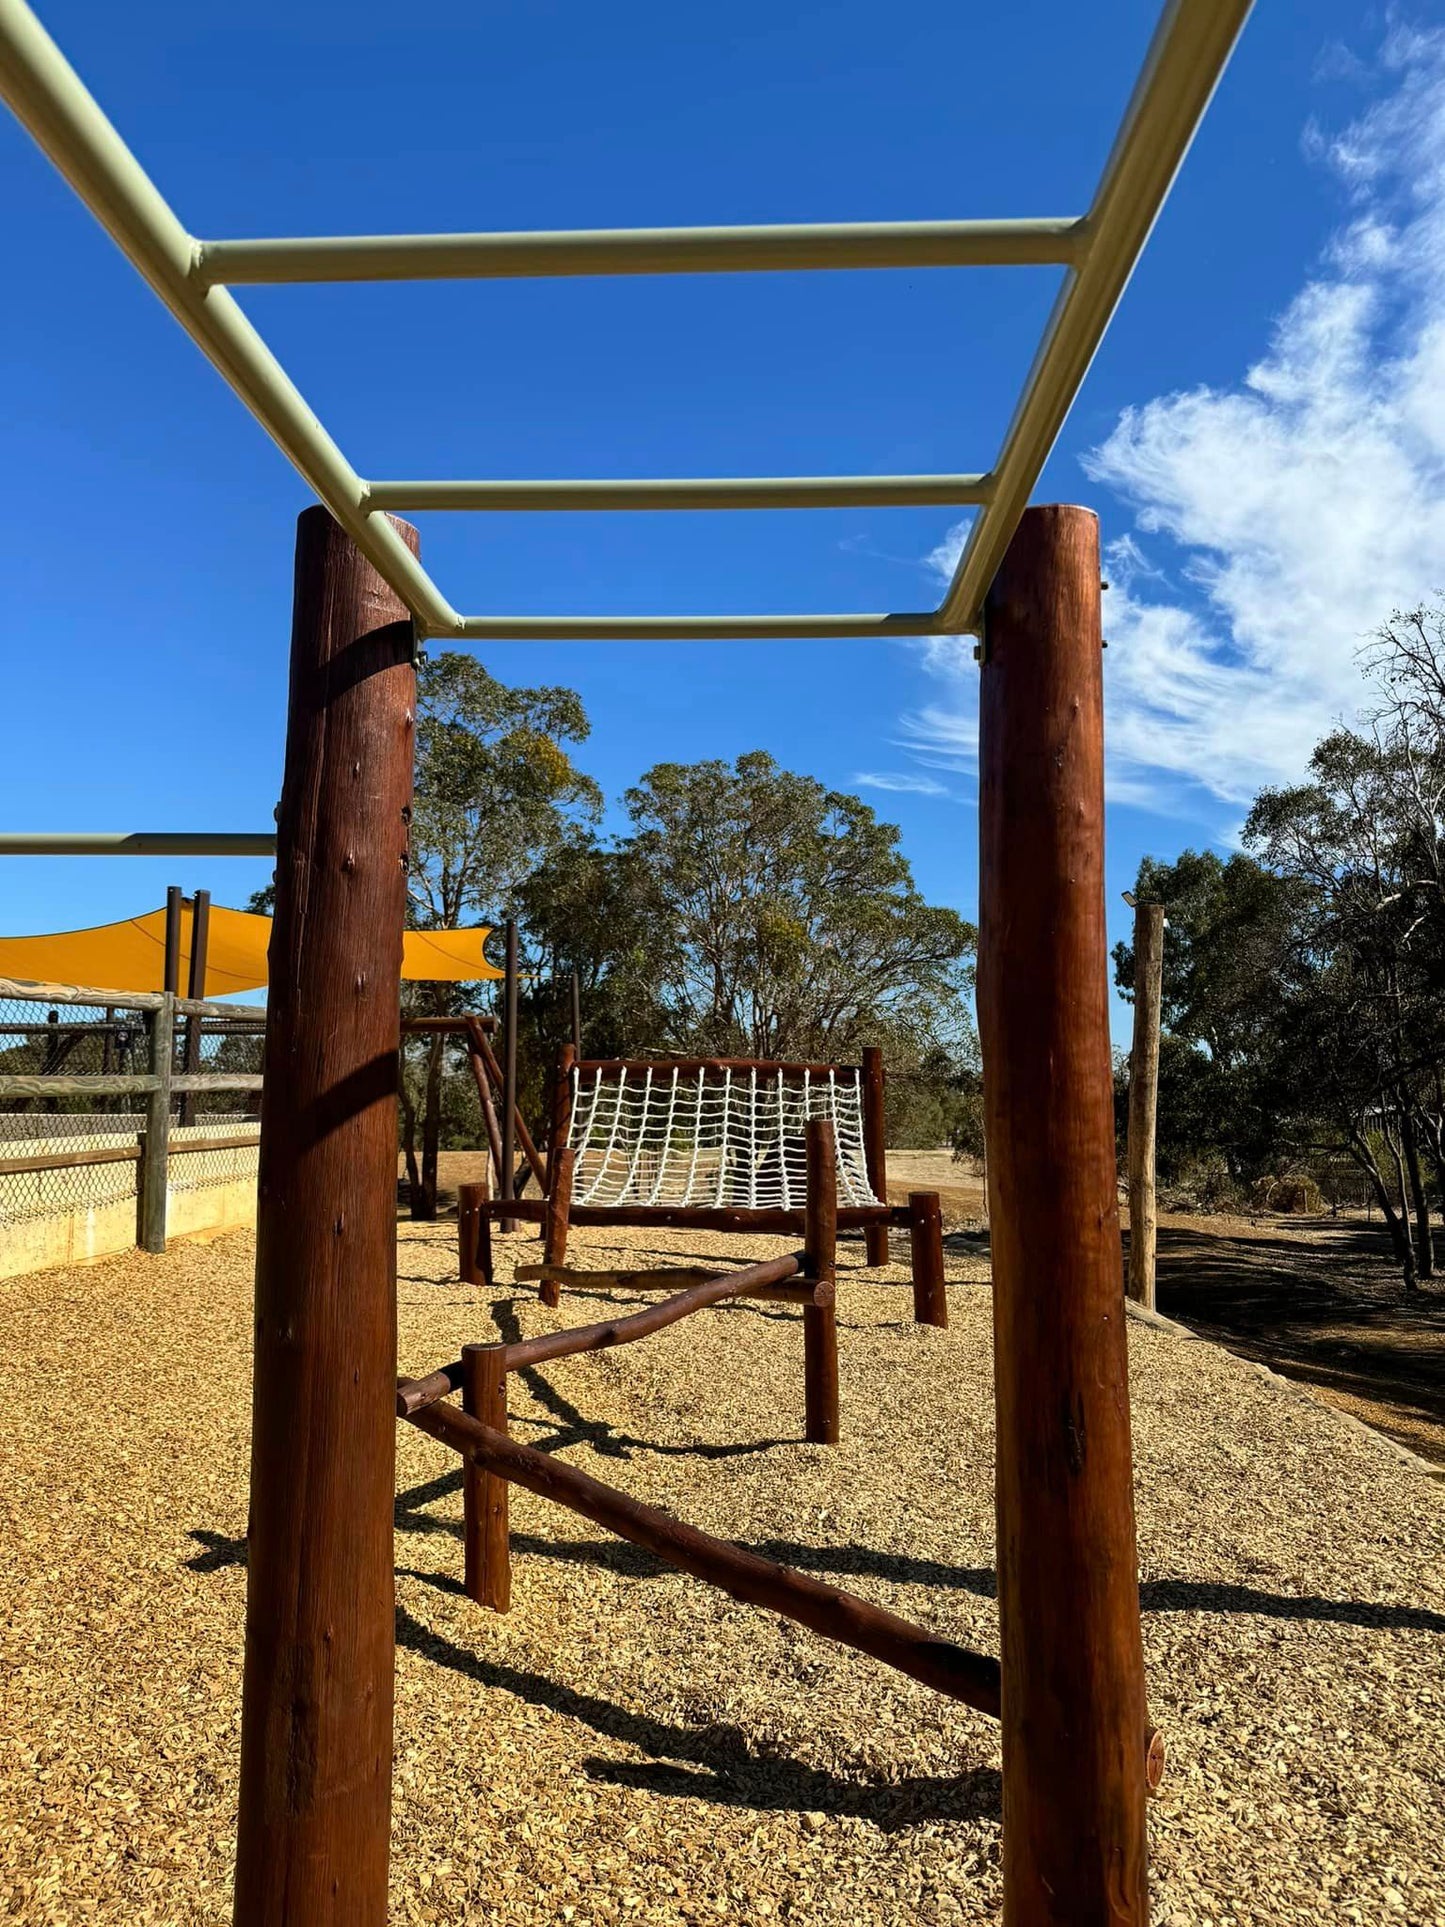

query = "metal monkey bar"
[[0, 0, 1251, 641]]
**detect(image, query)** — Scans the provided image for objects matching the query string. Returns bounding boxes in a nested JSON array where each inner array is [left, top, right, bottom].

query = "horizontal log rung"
[[403, 1397, 1003, 1719]]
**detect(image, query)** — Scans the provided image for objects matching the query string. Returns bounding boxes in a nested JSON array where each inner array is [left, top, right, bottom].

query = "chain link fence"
[[0, 980, 265, 1271]]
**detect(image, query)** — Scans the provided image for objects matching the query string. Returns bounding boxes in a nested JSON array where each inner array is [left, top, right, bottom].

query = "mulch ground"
[[2, 1216, 1443, 1925]]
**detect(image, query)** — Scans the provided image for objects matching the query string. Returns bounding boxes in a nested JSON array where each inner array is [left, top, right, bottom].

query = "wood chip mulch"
[[2, 1218, 1442, 1925]]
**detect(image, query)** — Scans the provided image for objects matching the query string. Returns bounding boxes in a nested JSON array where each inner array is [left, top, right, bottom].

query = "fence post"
[[139, 990, 174, 1254], [1126, 898, 1165, 1310], [861, 1045, 890, 1266], [978, 504, 1150, 1923], [233, 507, 418, 1927], [803, 1116, 839, 1444]]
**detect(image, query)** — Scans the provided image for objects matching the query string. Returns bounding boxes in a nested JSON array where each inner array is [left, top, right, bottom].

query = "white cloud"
[[902, 25, 1445, 819], [853, 769, 952, 797]]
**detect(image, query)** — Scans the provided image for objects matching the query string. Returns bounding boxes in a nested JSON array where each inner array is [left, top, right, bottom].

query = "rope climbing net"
[[565, 1062, 881, 1211]]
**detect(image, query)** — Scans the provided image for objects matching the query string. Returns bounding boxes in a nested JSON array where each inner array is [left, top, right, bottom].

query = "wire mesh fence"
[[0, 994, 152, 1109], [0, 981, 266, 1255]]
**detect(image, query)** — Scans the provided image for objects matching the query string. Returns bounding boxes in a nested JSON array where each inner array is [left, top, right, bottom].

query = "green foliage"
[[620, 751, 976, 1065], [1117, 598, 1445, 1287], [410, 652, 601, 929]]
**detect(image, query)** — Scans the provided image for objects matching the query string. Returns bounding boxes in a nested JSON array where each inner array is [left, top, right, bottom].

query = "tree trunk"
[[1379, 1110, 1420, 1291], [1347, 1130, 1410, 1267], [1400, 1100, 1435, 1280]]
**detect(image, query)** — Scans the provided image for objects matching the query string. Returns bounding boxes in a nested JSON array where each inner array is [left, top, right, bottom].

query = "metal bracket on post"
[[973, 607, 990, 667]]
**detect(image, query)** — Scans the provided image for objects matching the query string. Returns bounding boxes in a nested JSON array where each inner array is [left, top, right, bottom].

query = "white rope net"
[[565, 1062, 882, 1211]]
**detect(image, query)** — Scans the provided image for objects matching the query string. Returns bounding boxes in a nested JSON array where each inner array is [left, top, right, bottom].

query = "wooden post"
[[163, 885, 183, 995], [462, 1344, 511, 1611], [1126, 899, 1165, 1312], [233, 506, 418, 1927], [803, 1117, 839, 1444], [463, 1019, 506, 1181], [861, 1045, 890, 1266], [139, 990, 174, 1253], [570, 968, 582, 1052], [549, 1043, 576, 1184], [908, 1190, 948, 1328], [500, 919, 519, 1232], [458, 1177, 494, 1288], [540, 1145, 574, 1306], [978, 505, 1150, 1924], [179, 888, 211, 1128]]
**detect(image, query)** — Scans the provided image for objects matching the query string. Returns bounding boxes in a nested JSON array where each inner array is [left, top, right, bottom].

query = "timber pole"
[[500, 918, 519, 1232], [1126, 899, 1164, 1311], [163, 884, 183, 994], [861, 1045, 890, 1266], [977, 504, 1150, 1925], [233, 506, 419, 1927], [179, 887, 210, 1127]]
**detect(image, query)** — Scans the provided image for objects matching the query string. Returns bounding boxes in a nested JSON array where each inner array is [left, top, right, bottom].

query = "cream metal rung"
[[0, 0, 1253, 642]]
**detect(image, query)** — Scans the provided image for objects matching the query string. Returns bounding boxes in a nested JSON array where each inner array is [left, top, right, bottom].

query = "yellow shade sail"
[[0, 903, 503, 998]]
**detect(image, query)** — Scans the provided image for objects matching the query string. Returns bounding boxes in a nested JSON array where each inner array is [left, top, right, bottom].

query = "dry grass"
[[2, 1216, 1443, 1925]]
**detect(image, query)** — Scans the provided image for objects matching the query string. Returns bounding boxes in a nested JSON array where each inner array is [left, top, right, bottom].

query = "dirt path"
[[1142, 1210, 1445, 1467]]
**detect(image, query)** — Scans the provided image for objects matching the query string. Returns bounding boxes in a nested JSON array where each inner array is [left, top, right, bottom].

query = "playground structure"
[[0, 0, 1255, 1923], [459, 1043, 951, 1327]]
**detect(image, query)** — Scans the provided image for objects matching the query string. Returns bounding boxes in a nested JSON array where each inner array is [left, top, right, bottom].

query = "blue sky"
[[2, 0, 1440, 1036]]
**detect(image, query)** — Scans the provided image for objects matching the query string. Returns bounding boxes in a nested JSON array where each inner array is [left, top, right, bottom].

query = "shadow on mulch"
[[185, 1513, 1445, 1637], [393, 1601, 1003, 1827]]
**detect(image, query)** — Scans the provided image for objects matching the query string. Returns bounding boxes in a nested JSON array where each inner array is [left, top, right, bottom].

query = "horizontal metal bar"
[[0, 975, 163, 1012], [938, 0, 1254, 632], [448, 610, 942, 642], [366, 473, 992, 513], [0, 0, 461, 638], [0, 832, 277, 856], [194, 218, 1087, 286]]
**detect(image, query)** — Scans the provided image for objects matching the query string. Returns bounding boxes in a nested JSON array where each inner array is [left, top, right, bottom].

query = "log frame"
[[233, 506, 418, 1927], [978, 503, 1150, 1922], [908, 1191, 948, 1328]]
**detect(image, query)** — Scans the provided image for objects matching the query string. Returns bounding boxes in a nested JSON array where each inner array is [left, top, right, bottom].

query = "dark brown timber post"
[[179, 888, 211, 1128], [978, 505, 1150, 1924], [233, 507, 419, 1927], [462, 1344, 511, 1610], [550, 1042, 576, 1187], [861, 1046, 889, 1266], [163, 885, 183, 995], [500, 918, 519, 1232], [803, 1116, 840, 1444], [908, 1190, 948, 1328], [458, 1174, 495, 1289], [540, 1145, 574, 1306], [1126, 899, 1165, 1312]]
